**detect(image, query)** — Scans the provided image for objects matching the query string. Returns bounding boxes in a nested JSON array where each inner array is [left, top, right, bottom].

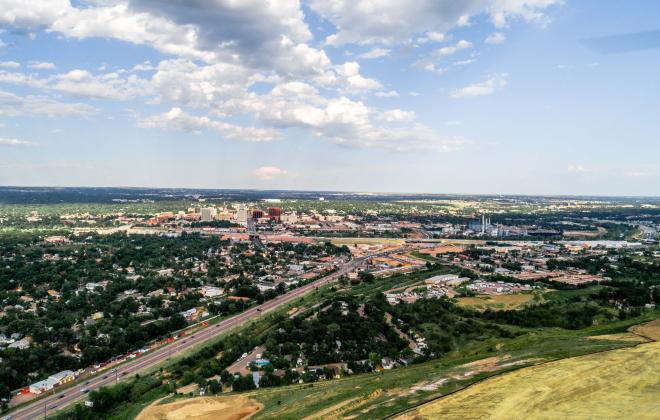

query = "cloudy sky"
[[0, 0, 658, 195]]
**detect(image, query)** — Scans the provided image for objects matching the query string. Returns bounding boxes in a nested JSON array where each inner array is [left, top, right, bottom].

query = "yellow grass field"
[[631, 319, 660, 340], [398, 320, 660, 420], [456, 293, 537, 311], [137, 396, 262, 420]]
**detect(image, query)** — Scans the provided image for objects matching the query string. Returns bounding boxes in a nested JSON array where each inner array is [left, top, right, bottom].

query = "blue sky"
[[0, 0, 658, 196]]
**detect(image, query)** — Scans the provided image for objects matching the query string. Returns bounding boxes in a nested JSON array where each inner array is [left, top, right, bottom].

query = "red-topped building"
[[267, 207, 282, 221]]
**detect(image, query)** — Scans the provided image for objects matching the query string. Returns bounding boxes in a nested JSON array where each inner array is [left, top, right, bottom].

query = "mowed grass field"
[[456, 293, 539, 311], [399, 319, 660, 420]]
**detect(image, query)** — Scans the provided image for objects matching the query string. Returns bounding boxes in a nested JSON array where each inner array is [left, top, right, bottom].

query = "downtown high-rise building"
[[200, 207, 217, 222], [236, 204, 248, 226]]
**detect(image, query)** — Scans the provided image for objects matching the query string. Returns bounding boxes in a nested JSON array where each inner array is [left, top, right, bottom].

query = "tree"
[[232, 374, 256, 391], [368, 352, 380, 365], [207, 379, 221, 394]]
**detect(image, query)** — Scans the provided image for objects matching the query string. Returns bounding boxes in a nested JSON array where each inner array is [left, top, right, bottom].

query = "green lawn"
[[543, 285, 604, 302]]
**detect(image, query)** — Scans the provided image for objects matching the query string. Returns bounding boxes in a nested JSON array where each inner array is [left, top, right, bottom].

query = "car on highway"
[[58, 394, 65, 399], [80, 388, 89, 393]]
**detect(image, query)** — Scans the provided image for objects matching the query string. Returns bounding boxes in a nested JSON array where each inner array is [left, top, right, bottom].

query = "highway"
[[7, 255, 371, 420]]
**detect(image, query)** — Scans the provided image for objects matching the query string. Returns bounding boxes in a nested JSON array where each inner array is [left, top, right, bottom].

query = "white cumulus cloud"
[[485, 32, 506, 44], [357, 47, 391, 59], [28, 61, 56, 70], [139, 107, 279, 142], [0, 61, 20, 69], [253, 166, 288, 180], [310, 0, 561, 45], [0, 90, 97, 118], [567, 164, 589, 173], [452, 74, 508, 98], [435, 40, 473, 57], [0, 0, 546, 152], [0, 137, 35, 146], [375, 90, 399, 98]]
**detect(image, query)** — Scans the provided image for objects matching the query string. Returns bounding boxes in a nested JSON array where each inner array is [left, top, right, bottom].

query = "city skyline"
[[0, 1, 659, 196]]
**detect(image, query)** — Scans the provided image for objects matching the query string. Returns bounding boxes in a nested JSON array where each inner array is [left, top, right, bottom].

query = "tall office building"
[[237, 204, 248, 226], [200, 207, 217, 222]]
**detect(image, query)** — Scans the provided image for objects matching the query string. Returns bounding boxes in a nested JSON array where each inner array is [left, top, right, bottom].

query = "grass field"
[[131, 315, 659, 420], [399, 319, 660, 420], [243, 316, 659, 419], [631, 319, 660, 340], [542, 286, 604, 303], [456, 293, 539, 311]]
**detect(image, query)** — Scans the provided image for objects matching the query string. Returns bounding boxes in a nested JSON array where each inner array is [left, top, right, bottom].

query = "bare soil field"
[[136, 395, 262, 420], [398, 320, 660, 420], [176, 383, 199, 395]]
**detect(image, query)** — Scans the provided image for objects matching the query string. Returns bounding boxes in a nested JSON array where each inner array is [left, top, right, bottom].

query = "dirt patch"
[[410, 378, 449, 392], [137, 396, 262, 420], [449, 356, 535, 381], [408, 355, 537, 394], [589, 333, 648, 343], [176, 383, 199, 395]]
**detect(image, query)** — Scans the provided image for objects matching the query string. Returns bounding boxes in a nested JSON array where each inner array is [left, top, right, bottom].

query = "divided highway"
[[7, 255, 373, 419]]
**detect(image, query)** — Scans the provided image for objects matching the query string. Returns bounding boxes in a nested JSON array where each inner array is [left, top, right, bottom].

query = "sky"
[[0, 0, 658, 196]]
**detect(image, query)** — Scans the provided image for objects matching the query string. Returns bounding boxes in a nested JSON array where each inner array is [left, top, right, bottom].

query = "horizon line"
[[0, 185, 659, 200]]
